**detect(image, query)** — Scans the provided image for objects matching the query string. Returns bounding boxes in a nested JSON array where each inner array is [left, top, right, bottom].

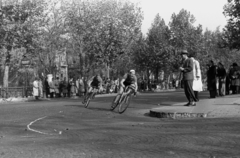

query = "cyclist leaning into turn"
[[114, 69, 138, 103], [82, 74, 103, 103]]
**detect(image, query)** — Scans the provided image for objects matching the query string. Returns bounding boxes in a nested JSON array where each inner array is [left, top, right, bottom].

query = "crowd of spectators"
[[32, 75, 122, 99], [205, 61, 240, 98], [32, 60, 239, 100]]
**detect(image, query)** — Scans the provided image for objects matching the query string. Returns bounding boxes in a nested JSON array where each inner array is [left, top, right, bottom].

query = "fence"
[[0, 87, 33, 98]]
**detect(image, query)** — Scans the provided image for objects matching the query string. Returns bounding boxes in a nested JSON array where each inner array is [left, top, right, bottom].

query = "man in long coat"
[[179, 50, 197, 106], [207, 60, 217, 98], [33, 77, 39, 100]]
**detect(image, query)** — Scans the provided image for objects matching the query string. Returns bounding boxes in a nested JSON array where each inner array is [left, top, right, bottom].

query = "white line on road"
[[27, 116, 50, 135]]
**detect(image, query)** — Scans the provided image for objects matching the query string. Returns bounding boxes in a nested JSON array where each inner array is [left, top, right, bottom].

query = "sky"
[[130, 0, 228, 35]]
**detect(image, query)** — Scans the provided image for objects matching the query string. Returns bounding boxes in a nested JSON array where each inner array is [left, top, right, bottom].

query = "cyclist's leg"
[[93, 87, 98, 98], [114, 86, 124, 103], [128, 84, 136, 95], [119, 86, 124, 94], [83, 86, 93, 103]]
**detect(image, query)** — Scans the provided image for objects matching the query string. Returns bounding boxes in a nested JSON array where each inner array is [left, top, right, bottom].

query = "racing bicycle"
[[82, 87, 98, 108], [111, 86, 134, 114]]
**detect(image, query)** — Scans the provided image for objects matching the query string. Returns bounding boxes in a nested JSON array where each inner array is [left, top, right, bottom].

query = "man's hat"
[[180, 50, 188, 55]]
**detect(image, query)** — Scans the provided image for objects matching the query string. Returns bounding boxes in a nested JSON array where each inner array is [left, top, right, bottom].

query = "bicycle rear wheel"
[[118, 95, 131, 114], [111, 94, 120, 111]]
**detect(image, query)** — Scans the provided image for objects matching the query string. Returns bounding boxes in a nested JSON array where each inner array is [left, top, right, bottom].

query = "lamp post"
[[21, 56, 30, 97]]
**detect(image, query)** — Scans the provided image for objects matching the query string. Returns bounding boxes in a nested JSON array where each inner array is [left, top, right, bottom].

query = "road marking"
[[27, 116, 50, 135]]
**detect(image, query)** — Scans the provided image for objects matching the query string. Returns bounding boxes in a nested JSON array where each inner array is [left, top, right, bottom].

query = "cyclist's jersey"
[[90, 75, 103, 88], [123, 73, 137, 86]]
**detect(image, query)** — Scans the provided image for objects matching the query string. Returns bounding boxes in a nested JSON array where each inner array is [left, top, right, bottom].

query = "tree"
[[87, 0, 143, 78], [169, 9, 203, 70], [65, 0, 143, 79], [146, 14, 172, 82], [0, 0, 46, 87], [223, 0, 240, 49]]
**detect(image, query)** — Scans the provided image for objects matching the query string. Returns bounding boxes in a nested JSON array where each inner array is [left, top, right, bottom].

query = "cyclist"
[[113, 69, 138, 103], [82, 74, 103, 103]]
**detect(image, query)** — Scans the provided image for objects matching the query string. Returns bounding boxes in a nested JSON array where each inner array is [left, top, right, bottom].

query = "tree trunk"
[[3, 65, 9, 88], [147, 69, 151, 91], [106, 62, 110, 79]]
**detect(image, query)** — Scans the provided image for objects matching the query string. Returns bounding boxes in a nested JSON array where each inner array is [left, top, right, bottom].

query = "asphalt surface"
[[0, 91, 240, 158]]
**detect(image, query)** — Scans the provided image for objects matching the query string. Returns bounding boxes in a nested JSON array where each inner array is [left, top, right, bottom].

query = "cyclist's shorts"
[[124, 83, 135, 90], [91, 83, 99, 88]]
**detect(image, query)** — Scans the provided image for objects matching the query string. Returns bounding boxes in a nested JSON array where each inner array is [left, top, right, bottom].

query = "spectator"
[[207, 60, 217, 98], [33, 77, 39, 100], [54, 77, 60, 98], [191, 56, 202, 102], [44, 77, 49, 98], [114, 78, 119, 93], [229, 63, 239, 94], [48, 75, 55, 98], [179, 50, 197, 106], [105, 78, 111, 93], [217, 62, 227, 96], [61, 77, 68, 97], [67, 78, 72, 97], [69, 78, 76, 97], [76, 77, 80, 96], [78, 77, 85, 96], [225, 66, 232, 95], [38, 78, 43, 98], [110, 79, 115, 93]]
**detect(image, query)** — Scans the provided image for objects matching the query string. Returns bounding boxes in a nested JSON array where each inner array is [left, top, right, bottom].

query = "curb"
[[149, 110, 208, 119]]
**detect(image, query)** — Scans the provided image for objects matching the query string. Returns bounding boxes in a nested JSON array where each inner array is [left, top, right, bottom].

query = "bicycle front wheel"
[[118, 95, 131, 114], [111, 94, 120, 111]]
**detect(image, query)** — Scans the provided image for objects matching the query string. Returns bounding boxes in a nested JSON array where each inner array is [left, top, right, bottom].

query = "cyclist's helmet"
[[129, 69, 135, 74], [130, 69, 135, 74]]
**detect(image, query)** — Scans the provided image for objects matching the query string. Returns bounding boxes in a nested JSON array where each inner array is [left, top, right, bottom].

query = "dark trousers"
[[184, 80, 197, 103], [232, 85, 238, 94], [209, 90, 216, 98], [194, 91, 199, 101]]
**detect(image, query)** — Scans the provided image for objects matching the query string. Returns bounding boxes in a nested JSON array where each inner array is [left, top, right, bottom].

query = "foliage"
[[146, 14, 172, 76], [64, 0, 143, 78], [0, 0, 237, 87], [223, 0, 240, 49]]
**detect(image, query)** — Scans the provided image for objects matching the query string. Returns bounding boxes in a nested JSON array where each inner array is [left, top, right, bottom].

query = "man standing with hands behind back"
[[179, 50, 197, 106]]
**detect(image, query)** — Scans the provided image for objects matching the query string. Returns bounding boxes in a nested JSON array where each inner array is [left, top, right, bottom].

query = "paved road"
[[0, 91, 240, 158]]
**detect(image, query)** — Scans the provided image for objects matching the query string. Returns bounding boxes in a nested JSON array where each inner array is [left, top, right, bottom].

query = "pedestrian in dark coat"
[[207, 60, 217, 98], [229, 63, 240, 94], [44, 77, 49, 98], [179, 50, 197, 106], [61, 77, 68, 97]]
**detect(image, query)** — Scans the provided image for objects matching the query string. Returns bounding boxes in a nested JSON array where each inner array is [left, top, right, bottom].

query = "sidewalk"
[[150, 94, 240, 119]]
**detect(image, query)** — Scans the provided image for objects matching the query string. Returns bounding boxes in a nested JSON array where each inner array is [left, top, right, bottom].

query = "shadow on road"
[[64, 104, 112, 112]]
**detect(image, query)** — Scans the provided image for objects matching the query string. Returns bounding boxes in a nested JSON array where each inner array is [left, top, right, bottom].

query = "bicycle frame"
[[110, 86, 134, 112], [119, 86, 133, 101], [83, 87, 98, 108]]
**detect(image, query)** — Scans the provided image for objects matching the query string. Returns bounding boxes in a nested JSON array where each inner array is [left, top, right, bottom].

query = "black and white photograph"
[[0, 0, 239, 157]]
